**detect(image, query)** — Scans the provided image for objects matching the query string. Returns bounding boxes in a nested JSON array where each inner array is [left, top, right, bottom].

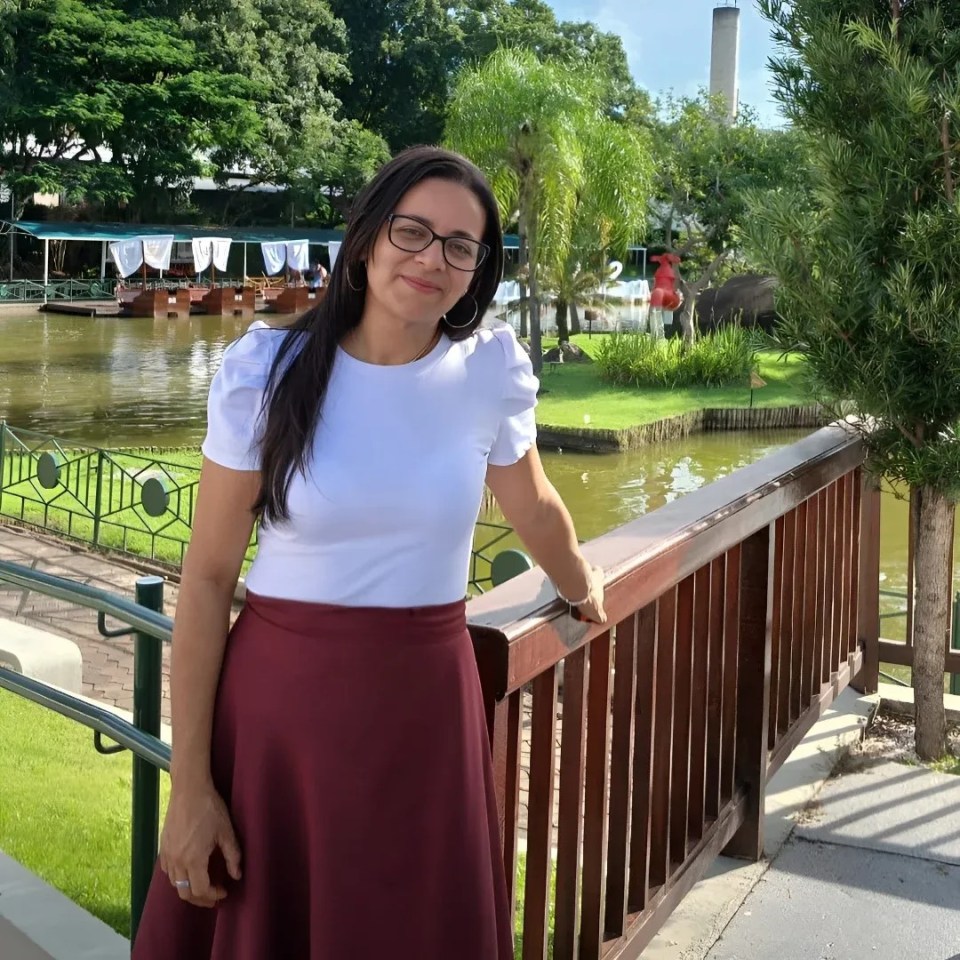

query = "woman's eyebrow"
[[395, 212, 480, 241]]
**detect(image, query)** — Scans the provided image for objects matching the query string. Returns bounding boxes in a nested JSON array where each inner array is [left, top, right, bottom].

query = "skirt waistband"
[[241, 590, 468, 643]]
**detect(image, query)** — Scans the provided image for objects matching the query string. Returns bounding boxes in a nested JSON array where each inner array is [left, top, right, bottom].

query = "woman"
[[133, 146, 606, 960]]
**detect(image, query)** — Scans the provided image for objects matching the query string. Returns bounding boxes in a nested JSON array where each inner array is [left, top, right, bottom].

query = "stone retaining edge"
[[537, 404, 827, 453]]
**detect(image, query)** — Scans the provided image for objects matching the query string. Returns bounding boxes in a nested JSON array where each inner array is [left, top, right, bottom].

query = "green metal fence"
[[0, 421, 207, 567], [0, 558, 170, 943], [0, 421, 521, 591], [0, 278, 119, 301]]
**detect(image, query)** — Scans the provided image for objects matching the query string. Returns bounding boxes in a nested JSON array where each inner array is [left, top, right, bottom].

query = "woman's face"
[[363, 177, 487, 327]]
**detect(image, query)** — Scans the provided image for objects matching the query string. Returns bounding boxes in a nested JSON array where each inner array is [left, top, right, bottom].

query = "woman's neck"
[[342, 312, 440, 366]]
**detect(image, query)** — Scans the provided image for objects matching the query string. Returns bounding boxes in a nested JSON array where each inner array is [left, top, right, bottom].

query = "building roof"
[[2, 220, 345, 244], [2, 220, 525, 249]]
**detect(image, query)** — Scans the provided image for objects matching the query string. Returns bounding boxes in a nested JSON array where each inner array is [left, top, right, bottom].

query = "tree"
[[549, 118, 653, 341], [540, 259, 624, 340], [327, 0, 640, 154], [745, 0, 960, 759], [644, 92, 811, 343], [329, 0, 462, 151], [456, 0, 637, 116], [0, 0, 260, 217], [446, 48, 651, 373], [289, 119, 392, 225], [172, 0, 353, 216]]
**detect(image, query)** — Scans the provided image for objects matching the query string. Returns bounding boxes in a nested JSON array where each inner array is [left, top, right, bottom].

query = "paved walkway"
[[0, 523, 180, 720], [703, 756, 960, 960]]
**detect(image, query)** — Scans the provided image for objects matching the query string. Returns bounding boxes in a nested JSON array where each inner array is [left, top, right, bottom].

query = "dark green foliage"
[[0, 0, 261, 213], [747, 0, 960, 496], [330, 0, 638, 152], [595, 328, 758, 390]]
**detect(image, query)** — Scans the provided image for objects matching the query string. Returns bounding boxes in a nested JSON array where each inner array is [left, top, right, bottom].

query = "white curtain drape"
[[286, 240, 309, 272], [327, 241, 341, 271], [261, 242, 287, 275], [260, 240, 310, 274], [211, 238, 231, 272], [109, 239, 143, 278], [142, 236, 173, 271], [191, 238, 232, 273]]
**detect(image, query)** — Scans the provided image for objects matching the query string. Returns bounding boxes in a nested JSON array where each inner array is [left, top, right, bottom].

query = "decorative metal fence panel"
[[0, 421, 513, 590]]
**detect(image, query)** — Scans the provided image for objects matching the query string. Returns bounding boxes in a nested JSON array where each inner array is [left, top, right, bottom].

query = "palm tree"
[[446, 49, 653, 371], [540, 258, 622, 340], [445, 48, 599, 374]]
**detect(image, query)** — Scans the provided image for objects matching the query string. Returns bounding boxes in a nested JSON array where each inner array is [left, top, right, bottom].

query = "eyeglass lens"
[[389, 216, 485, 270]]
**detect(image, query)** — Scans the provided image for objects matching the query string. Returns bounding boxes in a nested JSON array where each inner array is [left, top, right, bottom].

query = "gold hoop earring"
[[444, 294, 478, 329], [347, 264, 366, 292]]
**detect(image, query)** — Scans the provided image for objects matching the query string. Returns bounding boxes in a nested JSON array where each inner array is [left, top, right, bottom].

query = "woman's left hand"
[[571, 564, 607, 624]]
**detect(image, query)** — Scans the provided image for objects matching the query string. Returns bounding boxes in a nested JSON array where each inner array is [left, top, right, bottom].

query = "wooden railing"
[[466, 421, 879, 959]]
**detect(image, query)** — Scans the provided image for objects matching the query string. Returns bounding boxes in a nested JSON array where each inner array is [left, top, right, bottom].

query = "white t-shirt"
[[201, 322, 539, 606]]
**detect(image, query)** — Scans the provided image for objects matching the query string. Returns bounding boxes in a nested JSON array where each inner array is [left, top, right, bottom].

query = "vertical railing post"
[[92, 449, 105, 547], [853, 473, 881, 694], [130, 575, 164, 944], [950, 592, 960, 697], [723, 523, 774, 861], [0, 420, 7, 506]]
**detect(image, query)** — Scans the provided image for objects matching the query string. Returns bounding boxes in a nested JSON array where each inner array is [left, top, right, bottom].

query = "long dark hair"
[[253, 146, 505, 524]]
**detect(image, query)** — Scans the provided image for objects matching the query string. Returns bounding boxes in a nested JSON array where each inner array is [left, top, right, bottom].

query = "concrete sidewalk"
[[704, 756, 960, 960], [647, 691, 960, 960]]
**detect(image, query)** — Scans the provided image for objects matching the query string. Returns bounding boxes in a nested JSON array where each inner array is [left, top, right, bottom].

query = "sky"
[[544, 0, 784, 127]]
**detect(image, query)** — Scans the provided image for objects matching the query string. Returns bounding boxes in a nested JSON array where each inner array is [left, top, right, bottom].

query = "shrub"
[[595, 327, 758, 389]]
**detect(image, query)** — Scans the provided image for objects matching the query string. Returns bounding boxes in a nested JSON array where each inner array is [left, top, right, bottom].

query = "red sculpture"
[[648, 253, 684, 312]]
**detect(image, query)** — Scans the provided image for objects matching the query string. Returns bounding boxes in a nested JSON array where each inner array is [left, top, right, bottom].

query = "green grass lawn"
[[535, 336, 810, 430], [0, 689, 170, 938]]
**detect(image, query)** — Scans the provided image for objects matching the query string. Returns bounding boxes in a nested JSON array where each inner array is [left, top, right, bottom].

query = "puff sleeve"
[[200, 324, 284, 471], [488, 326, 539, 466]]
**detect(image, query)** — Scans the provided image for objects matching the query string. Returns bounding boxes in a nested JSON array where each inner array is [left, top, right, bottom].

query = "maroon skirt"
[[132, 593, 514, 960]]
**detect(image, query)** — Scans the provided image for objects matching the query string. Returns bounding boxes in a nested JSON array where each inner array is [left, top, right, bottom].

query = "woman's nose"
[[416, 238, 447, 269]]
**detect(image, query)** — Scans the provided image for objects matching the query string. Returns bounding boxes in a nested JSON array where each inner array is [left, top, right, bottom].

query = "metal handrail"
[[0, 559, 170, 943], [0, 667, 170, 770], [0, 560, 173, 641]]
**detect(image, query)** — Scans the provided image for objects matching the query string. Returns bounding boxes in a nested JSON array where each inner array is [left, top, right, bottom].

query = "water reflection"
[[0, 311, 249, 445], [501, 431, 810, 542]]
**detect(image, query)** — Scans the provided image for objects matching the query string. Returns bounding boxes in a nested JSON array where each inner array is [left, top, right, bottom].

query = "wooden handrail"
[[468, 421, 866, 696]]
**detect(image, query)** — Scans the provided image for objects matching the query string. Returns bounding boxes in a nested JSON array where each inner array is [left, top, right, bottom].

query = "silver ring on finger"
[[173, 879, 191, 891]]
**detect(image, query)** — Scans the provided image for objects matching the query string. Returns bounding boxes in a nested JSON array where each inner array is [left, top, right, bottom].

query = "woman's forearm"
[[169, 572, 236, 790], [513, 484, 594, 600]]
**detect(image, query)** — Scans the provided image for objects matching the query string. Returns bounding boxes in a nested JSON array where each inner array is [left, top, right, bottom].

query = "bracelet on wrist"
[[555, 582, 591, 607]]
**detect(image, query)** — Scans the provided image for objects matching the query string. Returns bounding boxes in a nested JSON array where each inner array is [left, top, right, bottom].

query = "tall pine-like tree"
[[747, 0, 960, 758]]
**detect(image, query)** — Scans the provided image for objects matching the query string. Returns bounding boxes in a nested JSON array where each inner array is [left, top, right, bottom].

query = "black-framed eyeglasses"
[[386, 214, 490, 272]]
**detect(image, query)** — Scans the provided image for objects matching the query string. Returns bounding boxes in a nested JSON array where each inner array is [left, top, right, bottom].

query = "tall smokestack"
[[710, 1, 741, 123]]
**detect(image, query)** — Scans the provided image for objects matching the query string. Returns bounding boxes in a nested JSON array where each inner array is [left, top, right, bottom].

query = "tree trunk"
[[677, 278, 697, 345], [518, 232, 529, 338], [529, 267, 543, 375], [674, 250, 730, 346], [570, 301, 581, 335], [556, 299, 570, 342], [912, 484, 951, 760]]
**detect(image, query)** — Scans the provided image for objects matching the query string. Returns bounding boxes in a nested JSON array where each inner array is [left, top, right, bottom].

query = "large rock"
[[542, 342, 593, 365], [695, 273, 780, 334]]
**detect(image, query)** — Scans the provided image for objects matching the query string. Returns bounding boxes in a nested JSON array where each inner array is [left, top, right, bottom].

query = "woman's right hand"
[[159, 781, 243, 908]]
